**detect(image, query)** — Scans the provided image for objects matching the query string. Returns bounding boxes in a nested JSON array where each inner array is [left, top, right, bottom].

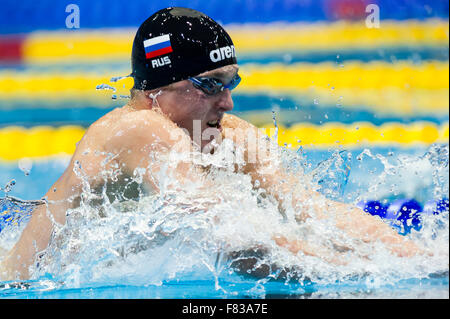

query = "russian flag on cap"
[[144, 34, 173, 59]]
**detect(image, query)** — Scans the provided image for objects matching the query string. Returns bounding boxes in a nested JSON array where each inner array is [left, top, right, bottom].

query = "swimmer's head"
[[131, 7, 238, 91]]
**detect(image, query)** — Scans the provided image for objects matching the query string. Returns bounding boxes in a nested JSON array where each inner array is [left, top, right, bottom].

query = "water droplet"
[[271, 110, 279, 141], [110, 74, 131, 83], [283, 54, 292, 63], [18, 158, 33, 176], [2, 179, 16, 193], [96, 83, 117, 93]]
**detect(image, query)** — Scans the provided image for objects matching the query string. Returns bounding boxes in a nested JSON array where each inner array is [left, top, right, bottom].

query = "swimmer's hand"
[[292, 201, 426, 259], [272, 235, 351, 265], [326, 202, 431, 258], [262, 172, 429, 259]]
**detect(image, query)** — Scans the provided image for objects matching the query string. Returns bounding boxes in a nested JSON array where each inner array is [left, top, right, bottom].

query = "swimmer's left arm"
[[221, 114, 426, 258], [274, 163, 429, 257], [253, 151, 426, 257]]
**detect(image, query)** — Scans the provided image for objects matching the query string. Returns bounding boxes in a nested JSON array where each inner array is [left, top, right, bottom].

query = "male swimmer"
[[0, 7, 425, 280]]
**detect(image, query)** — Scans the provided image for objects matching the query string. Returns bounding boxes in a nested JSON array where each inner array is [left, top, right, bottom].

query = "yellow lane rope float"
[[0, 122, 448, 161], [21, 20, 449, 64], [0, 61, 448, 116]]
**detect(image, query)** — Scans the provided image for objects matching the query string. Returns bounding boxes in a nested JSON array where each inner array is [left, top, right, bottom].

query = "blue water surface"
[[0, 145, 448, 299]]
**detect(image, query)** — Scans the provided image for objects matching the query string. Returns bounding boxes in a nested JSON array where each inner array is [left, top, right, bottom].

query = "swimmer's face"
[[154, 64, 238, 150]]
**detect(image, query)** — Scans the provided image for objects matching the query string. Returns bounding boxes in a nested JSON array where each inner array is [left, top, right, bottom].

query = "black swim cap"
[[131, 7, 238, 91]]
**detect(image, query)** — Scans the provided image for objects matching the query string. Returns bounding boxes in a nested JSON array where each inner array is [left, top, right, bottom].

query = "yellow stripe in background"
[[229, 19, 449, 53], [1, 61, 448, 116], [2, 61, 447, 93], [239, 61, 449, 91], [22, 20, 449, 63], [263, 121, 449, 148], [0, 126, 85, 161], [23, 29, 135, 64], [0, 122, 448, 161], [238, 61, 449, 115]]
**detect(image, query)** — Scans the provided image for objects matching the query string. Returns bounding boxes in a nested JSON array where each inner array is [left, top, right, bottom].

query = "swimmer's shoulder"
[[94, 106, 191, 153], [72, 107, 129, 151], [221, 113, 259, 138], [86, 106, 174, 139], [222, 114, 249, 128]]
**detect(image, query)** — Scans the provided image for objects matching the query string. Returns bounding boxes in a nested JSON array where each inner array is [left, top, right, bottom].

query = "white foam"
[[2, 142, 448, 292]]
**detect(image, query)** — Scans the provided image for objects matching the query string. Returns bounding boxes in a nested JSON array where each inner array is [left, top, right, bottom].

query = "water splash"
[[97, 74, 132, 100], [96, 83, 117, 93], [310, 150, 352, 200], [423, 144, 449, 199], [110, 74, 131, 83], [0, 180, 16, 195], [1, 142, 448, 296], [0, 196, 45, 253], [353, 144, 448, 204], [271, 110, 279, 142]]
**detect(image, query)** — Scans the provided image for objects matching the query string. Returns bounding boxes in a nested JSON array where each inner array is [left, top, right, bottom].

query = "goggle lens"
[[189, 74, 241, 95]]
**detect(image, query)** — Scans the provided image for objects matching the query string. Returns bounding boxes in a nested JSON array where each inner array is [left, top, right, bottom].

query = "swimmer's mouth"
[[206, 119, 221, 129]]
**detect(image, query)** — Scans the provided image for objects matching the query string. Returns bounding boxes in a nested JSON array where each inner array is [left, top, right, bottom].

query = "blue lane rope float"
[[386, 199, 423, 235], [423, 198, 450, 215], [358, 198, 449, 235]]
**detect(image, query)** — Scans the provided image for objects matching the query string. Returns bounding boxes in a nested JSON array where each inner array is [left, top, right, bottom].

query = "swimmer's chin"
[[201, 137, 222, 154], [197, 126, 223, 152]]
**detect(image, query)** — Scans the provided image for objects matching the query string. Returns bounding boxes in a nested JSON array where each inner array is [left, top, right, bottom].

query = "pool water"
[[0, 144, 448, 299], [0, 0, 448, 300], [0, 275, 447, 299]]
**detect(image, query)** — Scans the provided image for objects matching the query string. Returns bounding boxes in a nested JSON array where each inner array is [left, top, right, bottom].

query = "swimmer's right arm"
[[0, 167, 82, 280], [1, 204, 54, 280], [0, 112, 205, 280], [108, 111, 212, 193]]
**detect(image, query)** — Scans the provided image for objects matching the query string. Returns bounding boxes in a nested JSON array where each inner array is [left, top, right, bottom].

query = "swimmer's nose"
[[216, 88, 234, 112]]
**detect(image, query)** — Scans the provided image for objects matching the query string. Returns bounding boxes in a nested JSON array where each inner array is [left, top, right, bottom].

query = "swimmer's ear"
[[130, 89, 157, 109], [148, 90, 163, 109]]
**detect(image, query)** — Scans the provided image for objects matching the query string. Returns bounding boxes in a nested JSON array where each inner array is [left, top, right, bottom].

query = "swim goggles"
[[188, 73, 241, 95]]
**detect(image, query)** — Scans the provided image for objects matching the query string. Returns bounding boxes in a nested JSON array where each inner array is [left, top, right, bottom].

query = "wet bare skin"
[[54, 104, 245, 207], [0, 65, 244, 279], [0, 64, 427, 280]]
